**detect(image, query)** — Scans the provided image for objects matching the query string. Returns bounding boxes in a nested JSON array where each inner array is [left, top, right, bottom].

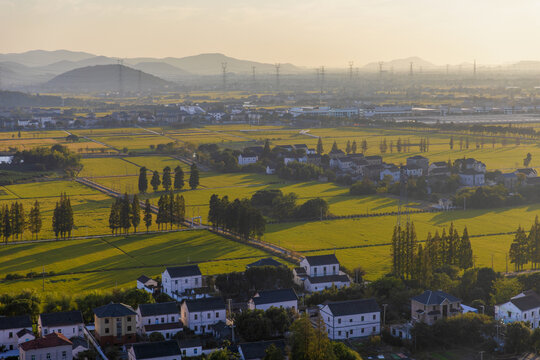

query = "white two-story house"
[[238, 154, 259, 166], [294, 254, 351, 293], [459, 170, 485, 186], [495, 290, 540, 328], [162, 265, 203, 300], [319, 298, 381, 340], [38, 311, 84, 338], [181, 297, 226, 335], [0, 315, 33, 351], [136, 302, 182, 339], [247, 288, 298, 312]]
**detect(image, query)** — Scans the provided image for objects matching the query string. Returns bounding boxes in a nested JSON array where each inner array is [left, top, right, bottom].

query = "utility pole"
[[320, 66, 325, 96], [42, 266, 45, 291], [251, 65, 256, 84], [275, 63, 280, 92], [227, 298, 235, 343], [506, 253, 508, 273], [378, 61, 383, 77], [409, 62, 414, 76], [473, 59, 477, 77], [221, 62, 227, 90], [348, 61, 354, 80], [382, 304, 388, 326], [491, 254, 494, 270], [117, 59, 124, 97]]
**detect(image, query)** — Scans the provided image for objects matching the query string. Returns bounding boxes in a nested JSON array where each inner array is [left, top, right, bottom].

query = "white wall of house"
[[136, 311, 179, 334], [180, 304, 226, 335], [39, 323, 83, 339], [320, 308, 380, 340], [161, 271, 202, 297], [0, 327, 31, 350], [299, 259, 340, 278], [238, 155, 258, 166], [20, 345, 73, 360], [247, 299, 298, 312], [495, 302, 540, 329], [181, 346, 202, 358], [305, 279, 349, 293]]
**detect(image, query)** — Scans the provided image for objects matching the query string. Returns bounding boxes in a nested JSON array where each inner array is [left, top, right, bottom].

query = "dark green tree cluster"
[[509, 216, 540, 271], [208, 194, 265, 239], [12, 144, 81, 171], [277, 162, 323, 181], [156, 193, 185, 230], [52, 193, 74, 239], [108, 194, 142, 235], [0, 200, 42, 243], [214, 265, 293, 299], [235, 308, 294, 342], [189, 163, 199, 189], [391, 222, 473, 284], [249, 189, 329, 221], [143, 165, 187, 193], [418, 137, 430, 152]]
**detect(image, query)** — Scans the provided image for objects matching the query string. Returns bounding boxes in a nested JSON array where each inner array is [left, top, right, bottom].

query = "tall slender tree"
[[108, 198, 121, 235], [150, 170, 161, 192], [138, 166, 148, 193], [143, 199, 152, 232], [316, 137, 324, 155], [131, 195, 141, 233], [189, 164, 200, 190], [162, 166, 172, 191], [174, 166, 184, 190], [28, 200, 42, 240]]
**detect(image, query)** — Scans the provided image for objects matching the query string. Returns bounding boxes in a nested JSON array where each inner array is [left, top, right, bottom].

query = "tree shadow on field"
[[428, 206, 516, 226]]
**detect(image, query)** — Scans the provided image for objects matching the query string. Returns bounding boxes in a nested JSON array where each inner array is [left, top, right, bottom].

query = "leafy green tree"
[[351, 140, 357, 154], [491, 277, 522, 305], [150, 171, 161, 191], [143, 199, 152, 232], [108, 198, 121, 235], [263, 139, 271, 158], [28, 200, 42, 240], [120, 193, 131, 234], [263, 344, 284, 360], [361, 139, 368, 153], [189, 163, 200, 190], [173, 166, 184, 190], [345, 140, 351, 154], [458, 227, 473, 269], [149, 332, 165, 342], [138, 167, 148, 193], [316, 137, 324, 155], [162, 166, 172, 191], [331, 141, 339, 152], [510, 226, 529, 271], [131, 195, 141, 233], [172, 194, 185, 228], [332, 342, 361, 360], [505, 322, 531, 354], [3, 205, 11, 243]]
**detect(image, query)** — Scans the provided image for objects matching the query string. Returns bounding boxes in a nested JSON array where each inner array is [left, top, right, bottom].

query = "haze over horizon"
[[2, 0, 540, 68]]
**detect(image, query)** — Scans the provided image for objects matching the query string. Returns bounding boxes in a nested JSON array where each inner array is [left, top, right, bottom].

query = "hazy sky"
[[2, 0, 540, 67]]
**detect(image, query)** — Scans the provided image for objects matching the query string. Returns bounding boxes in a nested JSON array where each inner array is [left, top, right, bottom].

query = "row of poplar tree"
[[391, 222, 474, 285], [108, 192, 187, 234], [138, 164, 199, 193], [208, 194, 266, 239], [0, 200, 42, 242], [509, 216, 540, 271]]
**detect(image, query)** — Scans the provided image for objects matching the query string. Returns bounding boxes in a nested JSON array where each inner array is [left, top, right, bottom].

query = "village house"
[[411, 290, 462, 325], [19, 333, 73, 360], [178, 338, 203, 358], [515, 168, 538, 178], [330, 156, 354, 172], [136, 275, 158, 294], [380, 165, 401, 183], [181, 297, 227, 335], [70, 337, 88, 359], [283, 156, 307, 165], [459, 170, 485, 186], [407, 155, 429, 174], [136, 302, 182, 339], [93, 303, 137, 346], [0, 315, 33, 351], [365, 155, 383, 165], [404, 164, 423, 177], [294, 254, 351, 292], [428, 161, 449, 176], [246, 258, 283, 269], [495, 290, 540, 328], [459, 158, 486, 173], [238, 154, 259, 166], [128, 340, 182, 360], [38, 311, 84, 339], [247, 288, 298, 312], [238, 340, 286, 360], [499, 173, 518, 189], [161, 265, 203, 300], [319, 298, 381, 340]]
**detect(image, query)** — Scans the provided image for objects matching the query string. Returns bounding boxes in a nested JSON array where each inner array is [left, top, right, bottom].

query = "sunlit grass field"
[[0, 230, 274, 294]]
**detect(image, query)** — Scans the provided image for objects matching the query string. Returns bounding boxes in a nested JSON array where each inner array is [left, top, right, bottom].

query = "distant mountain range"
[[3, 49, 540, 90], [43, 64, 171, 93]]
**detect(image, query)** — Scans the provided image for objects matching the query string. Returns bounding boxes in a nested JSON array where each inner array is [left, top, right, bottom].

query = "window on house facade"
[[338, 318, 341, 324], [46, 353, 51, 360], [161, 317, 165, 323], [127, 326, 132, 331], [31, 355, 35, 360], [338, 331, 341, 336], [8, 332, 12, 338], [349, 319, 352, 323], [207, 313, 211, 319], [373, 314, 376, 320], [105, 319, 109, 324], [372, 327, 376, 332], [127, 317, 131, 322], [195, 278, 198, 285], [194, 326, 198, 331], [105, 328, 109, 334], [44, 329, 48, 335], [58, 329, 62, 333], [194, 314, 198, 320], [175, 280, 178, 285], [216, 312, 219, 318], [62, 351, 67, 359], [361, 316, 364, 321]]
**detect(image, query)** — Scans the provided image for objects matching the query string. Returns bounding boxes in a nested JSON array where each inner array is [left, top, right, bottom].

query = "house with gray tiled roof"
[[411, 290, 462, 325]]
